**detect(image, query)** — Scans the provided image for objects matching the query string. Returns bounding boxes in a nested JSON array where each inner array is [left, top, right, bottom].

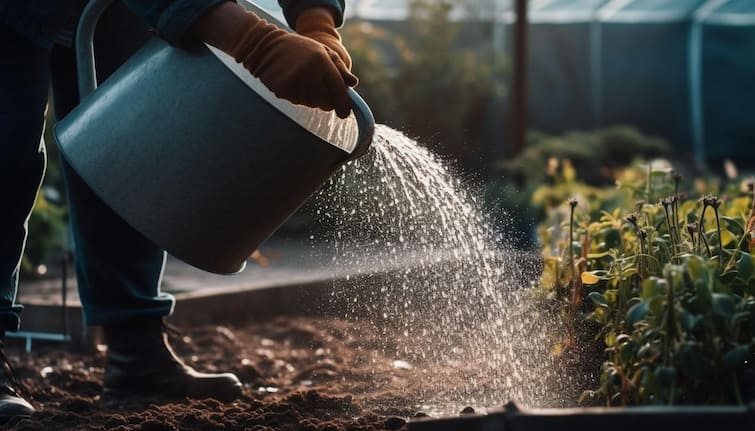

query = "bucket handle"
[[76, 0, 374, 159], [344, 89, 375, 161], [75, 0, 115, 100]]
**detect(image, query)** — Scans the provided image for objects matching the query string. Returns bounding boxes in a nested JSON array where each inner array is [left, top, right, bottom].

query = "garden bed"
[[3, 316, 508, 431]]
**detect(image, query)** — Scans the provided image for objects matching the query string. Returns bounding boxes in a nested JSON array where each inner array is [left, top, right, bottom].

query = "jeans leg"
[[52, 3, 173, 326], [0, 25, 50, 332], [59, 159, 175, 325]]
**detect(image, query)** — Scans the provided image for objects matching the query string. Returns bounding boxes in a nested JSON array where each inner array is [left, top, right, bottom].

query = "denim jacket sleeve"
[[278, 0, 345, 28], [126, 0, 345, 46], [121, 0, 228, 46], [0, 0, 345, 49]]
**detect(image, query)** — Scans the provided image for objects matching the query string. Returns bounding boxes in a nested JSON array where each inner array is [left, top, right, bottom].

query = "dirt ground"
[[2, 317, 480, 431]]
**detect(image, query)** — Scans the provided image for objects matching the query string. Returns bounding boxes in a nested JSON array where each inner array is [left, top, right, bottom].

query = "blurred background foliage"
[[485, 126, 674, 246], [342, 0, 506, 168]]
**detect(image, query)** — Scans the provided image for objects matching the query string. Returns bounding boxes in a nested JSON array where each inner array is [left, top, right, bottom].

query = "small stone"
[[236, 362, 262, 383], [460, 406, 475, 415], [391, 359, 413, 370], [384, 416, 406, 430]]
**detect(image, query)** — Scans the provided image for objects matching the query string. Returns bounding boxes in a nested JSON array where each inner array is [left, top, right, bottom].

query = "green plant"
[[22, 190, 67, 276], [486, 127, 672, 247], [539, 165, 755, 405]]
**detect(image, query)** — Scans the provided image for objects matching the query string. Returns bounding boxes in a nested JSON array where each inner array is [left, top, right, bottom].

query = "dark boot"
[[0, 338, 34, 419], [102, 318, 242, 402]]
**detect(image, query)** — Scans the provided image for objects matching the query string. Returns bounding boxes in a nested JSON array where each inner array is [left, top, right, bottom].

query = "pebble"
[[384, 416, 407, 430]]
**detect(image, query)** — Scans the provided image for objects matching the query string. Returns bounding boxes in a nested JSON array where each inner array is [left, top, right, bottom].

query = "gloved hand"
[[229, 12, 357, 118], [295, 7, 352, 70]]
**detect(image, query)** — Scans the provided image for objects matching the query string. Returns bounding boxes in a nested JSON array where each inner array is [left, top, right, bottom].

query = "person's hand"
[[191, 3, 356, 118], [295, 7, 352, 70], [231, 12, 357, 118]]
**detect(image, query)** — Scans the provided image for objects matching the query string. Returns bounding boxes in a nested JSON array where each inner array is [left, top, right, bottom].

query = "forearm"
[[190, 1, 250, 53], [278, 0, 345, 28], [121, 0, 229, 46]]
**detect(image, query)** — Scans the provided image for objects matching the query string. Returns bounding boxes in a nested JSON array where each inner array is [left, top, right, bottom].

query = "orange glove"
[[229, 12, 357, 118], [295, 7, 352, 70]]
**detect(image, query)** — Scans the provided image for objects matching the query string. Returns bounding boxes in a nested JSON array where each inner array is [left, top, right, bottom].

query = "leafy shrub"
[[538, 163, 755, 405], [486, 127, 670, 246], [499, 126, 671, 187]]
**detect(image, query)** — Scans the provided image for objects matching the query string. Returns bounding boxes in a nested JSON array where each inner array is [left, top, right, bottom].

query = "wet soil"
[[2, 317, 441, 430]]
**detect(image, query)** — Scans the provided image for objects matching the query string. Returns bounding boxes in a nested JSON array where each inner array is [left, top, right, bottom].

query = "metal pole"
[[511, 0, 528, 157]]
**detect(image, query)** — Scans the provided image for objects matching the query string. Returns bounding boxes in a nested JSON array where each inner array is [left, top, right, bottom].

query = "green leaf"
[[654, 366, 677, 385], [642, 277, 665, 299], [605, 331, 617, 347], [627, 301, 649, 327], [722, 344, 752, 369], [638, 342, 657, 360], [678, 342, 707, 379], [733, 312, 751, 324], [737, 252, 754, 281], [588, 291, 608, 307], [619, 340, 639, 364], [686, 256, 703, 281], [587, 251, 612, 259], [604, 289, 618, 304], [680, 310, 700, 332], [578, 390, 597, 404], [648, 295, 665, 317], [722, 216, 744, 236], [712, 293, 735, 320], [721, 271, 738, 284], [582, 272, 601, 285], [601, 228, 622, 249], [720, 229, 737, 247]]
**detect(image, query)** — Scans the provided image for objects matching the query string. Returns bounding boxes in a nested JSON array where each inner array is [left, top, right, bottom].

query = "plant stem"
[[714, 206, 723, 272], [732, 372, 743, 405], [664, 274, 675, 367], [639, 234, 647, 279], [569, 203, 576, 283], [725, 234, 749, 270], [701, 226, 712, 258], [567, 198, 578, 347], [663, 204, 677, 263], [647, 163, 652, 203], [697, 203, 708, 250]]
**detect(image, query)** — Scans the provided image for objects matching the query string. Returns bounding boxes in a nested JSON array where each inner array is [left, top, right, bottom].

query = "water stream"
[[311, 125, 572, 414]]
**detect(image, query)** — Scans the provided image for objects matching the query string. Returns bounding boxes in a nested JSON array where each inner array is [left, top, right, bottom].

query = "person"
[[0, 0, 357, 419]]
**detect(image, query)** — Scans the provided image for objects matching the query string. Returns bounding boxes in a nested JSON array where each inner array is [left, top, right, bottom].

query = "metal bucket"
[[54, 0, 374, 275]]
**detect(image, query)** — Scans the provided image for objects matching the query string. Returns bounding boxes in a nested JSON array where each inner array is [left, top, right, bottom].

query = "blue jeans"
[[0, 5, 174, 332]]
